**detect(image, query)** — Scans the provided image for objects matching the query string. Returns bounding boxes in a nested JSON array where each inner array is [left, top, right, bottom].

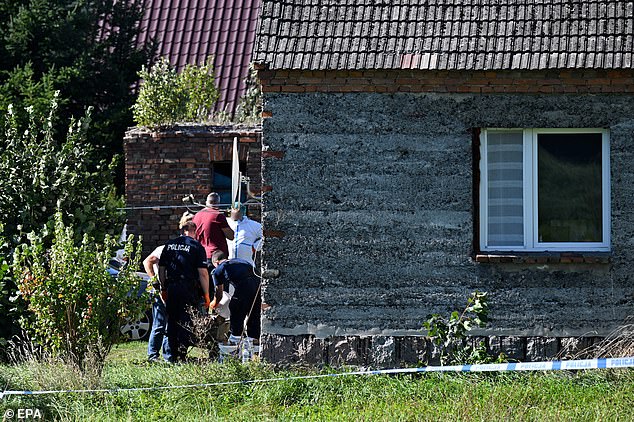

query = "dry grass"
[[579, 323, 634, 359], [557, 319, 634, 360]]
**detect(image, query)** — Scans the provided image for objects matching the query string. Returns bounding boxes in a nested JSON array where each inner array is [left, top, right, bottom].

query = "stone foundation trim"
[[261, 334, 605, 368]]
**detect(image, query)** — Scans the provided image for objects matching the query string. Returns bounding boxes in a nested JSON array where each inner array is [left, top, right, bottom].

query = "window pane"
[[212, 163, 233, 189], [487, 131, 524, 247], [218, 191, 233, 206], [216, 190, 247, 205], [537, 133, 602, 243]]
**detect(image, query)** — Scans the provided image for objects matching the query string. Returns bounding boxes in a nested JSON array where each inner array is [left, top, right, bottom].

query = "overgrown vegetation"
[[0, 243, 10, 349], [0, 0, 146, 350], [0, 97, 126, 352], [234, 64, 263, 125], [424, 291, 502, 365], [133, 57, 220, 127], [0, 97, 124, 247], [1, 342, 633, 421], [0, 0, 152, 160], [12, 214, 145, 373]]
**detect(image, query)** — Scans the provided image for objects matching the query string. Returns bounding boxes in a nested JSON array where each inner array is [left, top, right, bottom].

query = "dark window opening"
[[211, 161, 247, 205]]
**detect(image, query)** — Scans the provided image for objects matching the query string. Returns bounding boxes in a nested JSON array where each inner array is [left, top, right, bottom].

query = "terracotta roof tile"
[[255, 0, 634, 71], [138, 0, 261, 115]]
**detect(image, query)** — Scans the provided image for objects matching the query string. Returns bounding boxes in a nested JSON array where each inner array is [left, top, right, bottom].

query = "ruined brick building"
[[125, 127, 261, 258], [254, 0, 634, 366], [125, 0, 263, 257]]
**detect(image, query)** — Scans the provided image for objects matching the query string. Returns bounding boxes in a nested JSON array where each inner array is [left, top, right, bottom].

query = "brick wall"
[[257, 68, 634, 94], [124, 126, 262, 258]]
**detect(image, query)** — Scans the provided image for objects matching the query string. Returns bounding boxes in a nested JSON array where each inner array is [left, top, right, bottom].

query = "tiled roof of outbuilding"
[[138, 0, 261, 115], [255, 0, 634, 71]]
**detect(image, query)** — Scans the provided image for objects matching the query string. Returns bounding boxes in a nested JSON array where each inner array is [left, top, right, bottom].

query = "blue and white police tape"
[[2, 356, 633, 398]]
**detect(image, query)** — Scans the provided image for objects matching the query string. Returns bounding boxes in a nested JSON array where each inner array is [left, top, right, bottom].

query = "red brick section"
[[124, 127, 262, 258], [475, 253, 611, 264], [262, 150, 285, 159], [258, 69, 634, 94], [263, 229, 285, 238]]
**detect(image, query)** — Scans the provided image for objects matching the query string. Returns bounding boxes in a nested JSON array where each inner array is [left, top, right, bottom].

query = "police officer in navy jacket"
[[158, 219, 211, 362]]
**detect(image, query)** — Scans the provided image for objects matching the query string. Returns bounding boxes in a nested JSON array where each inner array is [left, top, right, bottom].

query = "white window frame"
[[479, 128, 610, 252]]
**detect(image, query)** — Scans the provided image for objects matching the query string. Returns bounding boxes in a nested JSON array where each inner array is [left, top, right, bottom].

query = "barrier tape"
[[2, 356, 633, 399]]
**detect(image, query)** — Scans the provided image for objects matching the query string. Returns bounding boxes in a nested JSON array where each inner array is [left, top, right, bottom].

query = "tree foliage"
[[133, 57, 219, 127], [0, 0, 150, 359], [0, 0, 153, 158], [0, 94, 124, 247], [0, 96, 125, 349]]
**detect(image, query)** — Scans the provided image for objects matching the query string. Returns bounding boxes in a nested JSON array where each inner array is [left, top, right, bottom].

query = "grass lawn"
[[1, 341, 633, 421]]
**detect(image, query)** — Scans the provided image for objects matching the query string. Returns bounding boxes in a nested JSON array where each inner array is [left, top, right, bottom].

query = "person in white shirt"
[[227, 204, 262, 267], [143, 245, 170, 362]]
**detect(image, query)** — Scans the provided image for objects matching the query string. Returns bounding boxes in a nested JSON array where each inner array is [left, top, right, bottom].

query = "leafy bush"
[[0, 95, 124, 245], [133, 57, 219, 127], [132, 59, 185, 127], [180, 58, 220, 122], [0, 97, 125, 349], [424, 291, 501, 365], [13, 213, 146, 372]]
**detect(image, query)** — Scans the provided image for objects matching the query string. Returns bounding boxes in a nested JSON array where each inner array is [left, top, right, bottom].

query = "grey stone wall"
[[260, 92, 634, 364]]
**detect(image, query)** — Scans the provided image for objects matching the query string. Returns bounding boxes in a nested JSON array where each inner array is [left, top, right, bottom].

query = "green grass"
[[1, 341, 634, 421]]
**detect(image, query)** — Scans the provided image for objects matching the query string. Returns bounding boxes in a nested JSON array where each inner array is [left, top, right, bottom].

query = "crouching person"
[[158, 220, 211, 362], [210, 251, 261, 351]]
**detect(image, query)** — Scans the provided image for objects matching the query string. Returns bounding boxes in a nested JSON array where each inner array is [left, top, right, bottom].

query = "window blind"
[[487, 132, 524, 247]]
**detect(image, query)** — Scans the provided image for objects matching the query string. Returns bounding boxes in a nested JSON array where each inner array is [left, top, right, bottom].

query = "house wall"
[[124, 126, 261, 258], [259, 69, 634, 366]]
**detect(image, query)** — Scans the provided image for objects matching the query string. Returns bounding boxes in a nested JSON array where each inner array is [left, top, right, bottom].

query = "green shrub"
[[180, 58, 220, 122], [12, 213, 146, 373], [424, 291, 502, 365], [0, 96, 125, 350], [133, 57, 219, 127], [0, 94, 124, 245]]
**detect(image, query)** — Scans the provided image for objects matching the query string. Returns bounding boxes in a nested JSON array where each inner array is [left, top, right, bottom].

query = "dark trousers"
[[229, 279, 261, 339], [165, 281, 200, 362]]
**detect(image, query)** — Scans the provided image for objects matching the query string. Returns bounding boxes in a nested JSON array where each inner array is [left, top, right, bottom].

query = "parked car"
[[107, 256, 153, 341]]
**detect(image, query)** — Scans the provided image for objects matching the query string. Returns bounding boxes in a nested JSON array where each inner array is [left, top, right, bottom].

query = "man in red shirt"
[[193, 192, 234, 260]]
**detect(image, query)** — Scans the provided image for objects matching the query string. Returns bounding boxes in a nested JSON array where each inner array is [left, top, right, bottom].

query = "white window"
[[479, 129, 610, 252]]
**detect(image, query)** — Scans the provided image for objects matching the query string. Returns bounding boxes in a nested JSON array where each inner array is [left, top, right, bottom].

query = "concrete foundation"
[[261, 334, 605, 367]]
